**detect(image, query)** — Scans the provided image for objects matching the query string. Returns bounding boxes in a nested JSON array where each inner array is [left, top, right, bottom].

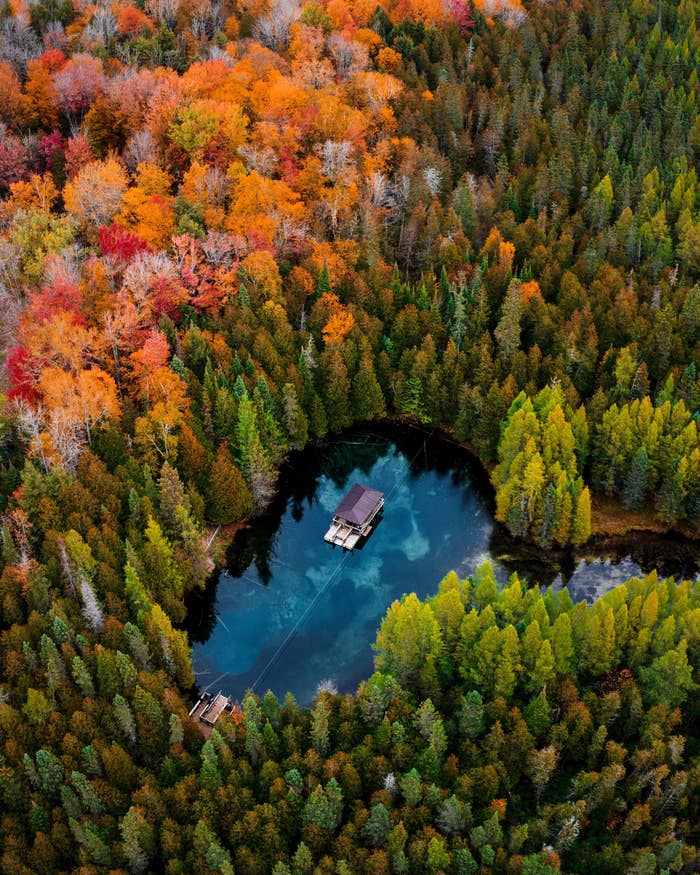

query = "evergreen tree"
[[121, 806, 155, 874], [281, 383, 308, 450], [207, 443, 252, 524], [622, 447, 649, 510], [320, 349, 352, 432], [351, 353, 386, 421], [362, 803, 393, 848]]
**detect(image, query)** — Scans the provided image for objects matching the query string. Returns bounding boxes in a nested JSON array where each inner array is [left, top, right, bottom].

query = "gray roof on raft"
[[333, 483, 384, 525]]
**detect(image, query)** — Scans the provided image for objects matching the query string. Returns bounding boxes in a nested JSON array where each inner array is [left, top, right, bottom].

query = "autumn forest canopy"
[[0, 0, 699, 871]]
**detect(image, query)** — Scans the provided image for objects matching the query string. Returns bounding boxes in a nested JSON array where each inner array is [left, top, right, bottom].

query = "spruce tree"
[[207, 443, 252, 524], [281, 383, 308, 450], [622, 447, 649, 510], [351, 353, 386, 421], [314, 262, 331, 300]]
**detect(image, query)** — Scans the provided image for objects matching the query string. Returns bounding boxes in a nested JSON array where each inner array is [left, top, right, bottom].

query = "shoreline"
[[363, 417, 700, 551], [204, 417, 700, 577]]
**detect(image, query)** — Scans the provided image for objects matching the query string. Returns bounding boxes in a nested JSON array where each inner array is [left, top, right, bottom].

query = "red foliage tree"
[[28, 278, 86, 326], [0, 134, 28, 192], [6, 347, 40, 402], [448, 0, 475, 35], [39, 49, 66, 72], [63, 134, 94, 179], [37, 131, 64, 170], [99, 223, 151, 261], [150, 276, 188, 321]]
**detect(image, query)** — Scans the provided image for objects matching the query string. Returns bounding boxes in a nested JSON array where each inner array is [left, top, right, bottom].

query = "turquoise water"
[[188, 427, 699, 705]]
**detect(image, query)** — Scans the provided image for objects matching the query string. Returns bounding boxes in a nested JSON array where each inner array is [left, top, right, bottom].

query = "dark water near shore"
[[186, 425, 700, 705]]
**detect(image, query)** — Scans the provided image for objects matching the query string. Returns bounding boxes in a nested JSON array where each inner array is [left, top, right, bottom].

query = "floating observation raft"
[[324, 483, 384, 550], [189, 691, 237, 737]]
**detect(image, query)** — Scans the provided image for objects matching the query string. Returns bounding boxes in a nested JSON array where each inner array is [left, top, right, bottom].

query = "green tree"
[[281, 383, 309, 450], [121, 806, 155, 874], [458, 691, 484, 739], [140, 516, 185, 621], [351, 353, 386, 421], [321, 348, 352, 432], [311, 696, 330, 755], [207, 443, 252, 523], [374, 593, 443, 694], [623, 448, 649, 510], [362, 803, 393, 848], [639, 640, 696, 708]]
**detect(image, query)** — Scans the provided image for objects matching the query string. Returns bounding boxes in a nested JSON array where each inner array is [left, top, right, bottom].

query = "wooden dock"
[[189, 691, 236, 737]]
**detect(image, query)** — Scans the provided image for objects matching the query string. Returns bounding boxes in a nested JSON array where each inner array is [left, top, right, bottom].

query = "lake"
[[186, 425, 700, 705]]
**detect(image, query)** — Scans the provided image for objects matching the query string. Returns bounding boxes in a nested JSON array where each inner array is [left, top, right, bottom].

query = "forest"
[[0, 0, 699, 870]]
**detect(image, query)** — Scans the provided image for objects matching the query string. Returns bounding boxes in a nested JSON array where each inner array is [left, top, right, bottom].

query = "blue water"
[[188, 428, 699, 704]]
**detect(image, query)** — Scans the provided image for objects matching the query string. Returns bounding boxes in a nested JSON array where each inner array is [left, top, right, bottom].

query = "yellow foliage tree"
[[239, 250, 283, 307], [38, 366, 120, 447], [317, 293, 355, 345]]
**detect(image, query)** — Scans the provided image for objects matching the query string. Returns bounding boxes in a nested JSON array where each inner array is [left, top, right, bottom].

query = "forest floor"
[[590, 495, 699, 541]]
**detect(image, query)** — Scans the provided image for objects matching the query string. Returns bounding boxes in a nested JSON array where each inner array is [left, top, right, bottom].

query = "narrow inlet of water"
[[186, 426, 700, 705]]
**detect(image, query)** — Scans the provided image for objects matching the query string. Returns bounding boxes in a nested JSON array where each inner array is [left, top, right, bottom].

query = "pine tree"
[[398, 375, 427, 422], [315, 262, 331, 299], [453, 179, 476, 236], [235, 393, 257, 471], [527, 746, 559, 805], [281, 383, 308, 450], [243, 693, 263, 765], [302, 780, 343, 833], [235, 394, 276, 511], [158, 462, 189, 534], [639, 640, 696, 708], [113, 694, 137, 745], [207, 443, 252, 524], [550, 613, 575, 675], [144, 603, 194, 687], [375, 593, 443, 693], [656, 459, 686, 524], [351, 353, 386, 421], [23, 689, 53, 725], [458, 691, 484, 739], [291, 841, 313, 874], [623, 448, 649, 510], [213, 386, 237, 439], [454, 847, 478, 875], [523, 691, 552, 740], [71, 656, 95, 697], [311, 697, 330, 755], [321, 349, 352, 432], [494, 280, 525, 364], [362, 803, 393, 848], [121, 806, 155, 874], [246, 430, 277, 512]]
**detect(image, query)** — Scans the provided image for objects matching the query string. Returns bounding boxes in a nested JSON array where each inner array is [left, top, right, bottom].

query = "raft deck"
[[324, 483, 384, 550]]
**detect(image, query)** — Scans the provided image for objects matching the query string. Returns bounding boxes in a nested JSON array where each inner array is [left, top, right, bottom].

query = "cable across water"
[[245, 431, 433, 695]]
